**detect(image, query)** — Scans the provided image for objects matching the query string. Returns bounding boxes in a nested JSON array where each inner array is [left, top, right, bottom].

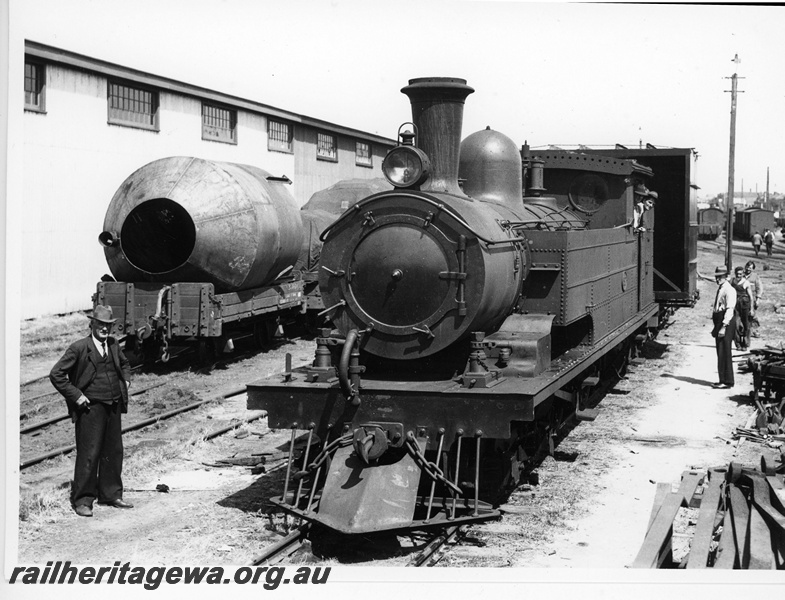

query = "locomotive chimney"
[[401, 77, 474, 195]]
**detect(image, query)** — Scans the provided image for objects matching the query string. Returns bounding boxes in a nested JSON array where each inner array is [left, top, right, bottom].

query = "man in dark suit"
[[50, 305, 133, 517]]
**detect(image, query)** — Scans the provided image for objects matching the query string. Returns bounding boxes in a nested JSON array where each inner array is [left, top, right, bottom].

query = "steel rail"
[[193, 413, 267, 443], [248, 524, 311, 566], [407, 525, 465, 567], [20, 384, 249, 469], [20, 381, 167, 433]]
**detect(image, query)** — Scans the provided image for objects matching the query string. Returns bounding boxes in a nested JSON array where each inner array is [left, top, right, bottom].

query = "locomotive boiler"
[[95, 157, 328, 362], [246, 77, 695, 535]]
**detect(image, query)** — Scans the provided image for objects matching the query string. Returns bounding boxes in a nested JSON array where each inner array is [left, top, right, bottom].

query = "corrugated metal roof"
[[25, 40, 396, 147]]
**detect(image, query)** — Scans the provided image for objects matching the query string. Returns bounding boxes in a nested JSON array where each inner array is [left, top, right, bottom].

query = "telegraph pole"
[[766, 167, 770, 211], [725, 55, 743, 271]]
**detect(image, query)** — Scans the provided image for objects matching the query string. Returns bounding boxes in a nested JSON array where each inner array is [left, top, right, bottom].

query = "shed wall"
[[22, 61, 392, 318]]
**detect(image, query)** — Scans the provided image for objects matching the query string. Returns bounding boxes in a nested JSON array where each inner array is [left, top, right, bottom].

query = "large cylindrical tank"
[[100, 157, 304, 291], [296, 209, 335, 272], [301, 178, 392, 215]]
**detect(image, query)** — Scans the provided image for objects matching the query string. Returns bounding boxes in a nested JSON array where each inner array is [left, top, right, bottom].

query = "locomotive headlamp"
[[382, 146, 431, 188]]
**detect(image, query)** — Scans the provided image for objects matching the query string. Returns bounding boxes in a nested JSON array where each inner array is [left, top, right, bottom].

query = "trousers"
[[72, 401, 124, 507], [734, 301, 751, 350], [712, 311, 736, 386]]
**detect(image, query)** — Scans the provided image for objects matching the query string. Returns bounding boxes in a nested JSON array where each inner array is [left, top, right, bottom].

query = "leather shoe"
[[74, 505, 93, 517], [102, 499, 134, 509]]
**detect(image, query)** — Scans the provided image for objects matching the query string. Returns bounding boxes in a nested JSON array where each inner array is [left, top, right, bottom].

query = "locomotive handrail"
[[507, 219, 586, 230], [318, 192, 529, 246]]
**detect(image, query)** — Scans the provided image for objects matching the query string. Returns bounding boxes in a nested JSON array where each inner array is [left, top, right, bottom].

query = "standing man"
[[711, 265, 737, 389], [744, 260, 763, 337], [730, 265, 754, 351], [50, 305, 134, 517], [751, 231, 763, 257], [764, 228, 775, 257]]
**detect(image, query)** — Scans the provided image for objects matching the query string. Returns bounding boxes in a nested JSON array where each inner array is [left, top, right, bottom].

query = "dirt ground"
[[12, 235, 785, 572]]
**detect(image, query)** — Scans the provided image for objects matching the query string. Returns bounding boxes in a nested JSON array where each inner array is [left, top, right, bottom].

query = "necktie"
[[101, 342, 106, 357]]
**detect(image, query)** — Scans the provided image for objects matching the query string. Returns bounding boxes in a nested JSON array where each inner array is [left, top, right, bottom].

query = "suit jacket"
[[49, 335, 131, 417]]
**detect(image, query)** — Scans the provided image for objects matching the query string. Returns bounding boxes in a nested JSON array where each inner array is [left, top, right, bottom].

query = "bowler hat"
[[90, 305, 117, 324], [714, 265, 728, 277]]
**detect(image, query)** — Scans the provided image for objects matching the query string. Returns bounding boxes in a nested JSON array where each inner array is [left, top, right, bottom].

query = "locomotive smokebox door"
[[315, 442, 422, 534]]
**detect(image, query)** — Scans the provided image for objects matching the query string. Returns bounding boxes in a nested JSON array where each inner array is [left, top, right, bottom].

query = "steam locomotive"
[[246, 77, 698, 535], [93, 158, 388, 363]]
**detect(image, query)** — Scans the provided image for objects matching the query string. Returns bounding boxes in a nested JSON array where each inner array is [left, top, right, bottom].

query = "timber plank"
[[686, 470, 725, 568], [729, 485, 751, 569], [712, 510, 737, 569], [633, 471, 702, 569]]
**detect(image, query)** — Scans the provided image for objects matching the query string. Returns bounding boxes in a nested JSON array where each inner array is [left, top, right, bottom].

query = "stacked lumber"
[[633, 461, 785, 569], [732, 427, 785, 446]]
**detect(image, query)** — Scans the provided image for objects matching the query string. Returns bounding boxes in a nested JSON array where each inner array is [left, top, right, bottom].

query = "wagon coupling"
[[353, 425, 389, 464]]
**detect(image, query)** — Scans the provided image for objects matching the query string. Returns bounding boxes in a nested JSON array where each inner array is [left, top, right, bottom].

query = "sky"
[[9, 0, 785, 198]]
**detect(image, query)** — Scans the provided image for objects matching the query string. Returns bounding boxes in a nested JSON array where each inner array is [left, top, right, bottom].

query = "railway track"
[[19, 333, 313, 471], [406, 525, 467, 566], [20, 381, 168, 433], [249, 524, 312, 566], [19, 383, 255, 469], [245, 521, 472, 567]]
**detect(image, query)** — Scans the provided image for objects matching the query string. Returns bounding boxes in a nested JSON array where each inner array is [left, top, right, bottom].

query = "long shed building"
[[21, 40, 394, 319]]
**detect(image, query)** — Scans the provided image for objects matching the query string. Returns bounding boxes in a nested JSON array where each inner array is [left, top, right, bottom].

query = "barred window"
[[24, 60, 45, 112], [317, 132, 337, 161], [202, 104, 237, 144], [355, 141, 372, 167], [107, 81, 159, 130], [268, 120, 292, 153]]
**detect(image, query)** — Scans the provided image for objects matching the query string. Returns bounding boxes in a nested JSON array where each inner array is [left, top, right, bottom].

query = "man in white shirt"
[[711, 265, 737, 389]]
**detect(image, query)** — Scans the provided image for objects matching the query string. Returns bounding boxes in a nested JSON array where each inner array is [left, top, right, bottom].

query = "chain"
[[404, 434, 463, 496], [302, 433, 353, 474], [161, 336, 170, 363]]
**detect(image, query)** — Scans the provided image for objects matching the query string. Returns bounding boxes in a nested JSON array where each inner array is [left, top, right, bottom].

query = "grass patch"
[[21, 312, 88, 359], [19, 483, 71, 523], [123, 442, 191, 483]]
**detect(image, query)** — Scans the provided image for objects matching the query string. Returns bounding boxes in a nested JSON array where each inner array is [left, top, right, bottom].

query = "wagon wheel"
[[253, 320, 277, 349], [138, 337, 162, 368], [122, 337, 145, 367], [197, 339, 218, 369]]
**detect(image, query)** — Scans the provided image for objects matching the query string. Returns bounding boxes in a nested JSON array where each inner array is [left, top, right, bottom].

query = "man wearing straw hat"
[[50, 305, 133, 517], [710, 265, 737, 389]]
